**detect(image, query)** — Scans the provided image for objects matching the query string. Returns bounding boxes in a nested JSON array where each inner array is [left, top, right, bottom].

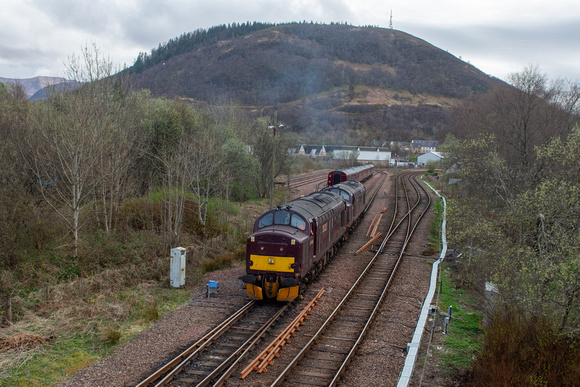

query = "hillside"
[[0, 76, 67, 98], [127, 22, 505, 143]]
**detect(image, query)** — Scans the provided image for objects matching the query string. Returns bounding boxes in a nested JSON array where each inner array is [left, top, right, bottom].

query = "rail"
[[136, 301, 290, 386], [397, 175, 447, 386]]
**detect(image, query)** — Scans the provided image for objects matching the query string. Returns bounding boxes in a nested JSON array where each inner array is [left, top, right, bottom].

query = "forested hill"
[[127, 22, 505, 143]]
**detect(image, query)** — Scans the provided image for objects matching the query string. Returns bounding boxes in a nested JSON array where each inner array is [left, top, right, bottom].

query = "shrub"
[[200, 246, 245, 274], [117, 196, 163, 232], [230, 182, 258, 202], [470, 309, 580, 386], [102, 327, 122, 345], [141, 303, 159, 322], [0, 189, 64, 269]]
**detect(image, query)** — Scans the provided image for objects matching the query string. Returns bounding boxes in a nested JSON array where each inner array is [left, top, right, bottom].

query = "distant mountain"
[[125, 22, 505, 143], [29, 79, 80, 100], [0, 76, 67, 98]]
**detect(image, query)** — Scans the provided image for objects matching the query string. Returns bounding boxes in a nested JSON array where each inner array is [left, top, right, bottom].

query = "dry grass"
[[0, 332, 54, 352], [0, 259, 170, 380], [0, 315, 56, 379]]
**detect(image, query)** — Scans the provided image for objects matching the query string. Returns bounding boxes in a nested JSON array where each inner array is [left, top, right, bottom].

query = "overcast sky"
[[1, 0, 579, 83]]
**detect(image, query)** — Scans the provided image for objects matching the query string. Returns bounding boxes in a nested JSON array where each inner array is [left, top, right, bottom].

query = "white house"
[[417, 151, 444, 166], [357, 147, 391, 163], [411, 140, 439, 154]]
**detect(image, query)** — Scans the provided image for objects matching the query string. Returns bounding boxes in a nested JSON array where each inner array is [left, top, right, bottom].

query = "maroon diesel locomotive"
[[327, 164, 374, 187], [326, 180, 366, 230], [242, 181, 366, 301]]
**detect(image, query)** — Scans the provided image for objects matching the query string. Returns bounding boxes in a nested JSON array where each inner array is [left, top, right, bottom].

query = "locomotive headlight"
[[268, 258, 274, 264], [291, 239, 295, 245], [280, 248, 284, 252], [251, 236, 255, 242], [261, 247, 264, 250]]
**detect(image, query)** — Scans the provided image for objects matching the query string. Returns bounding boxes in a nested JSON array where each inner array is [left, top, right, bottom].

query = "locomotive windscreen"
[[257, 210, 307, 230], [328, 188, 350, 200], [332, 172, 342, 185]]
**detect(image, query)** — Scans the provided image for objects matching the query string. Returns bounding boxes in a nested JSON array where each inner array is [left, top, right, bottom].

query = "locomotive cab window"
[[258, 212, 273, 228], [274, 210, 291, 225], [329, 188, 350, 201], [291, 215, 307, 231]]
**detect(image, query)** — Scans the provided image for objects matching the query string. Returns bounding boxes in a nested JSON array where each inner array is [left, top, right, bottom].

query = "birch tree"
[[21, 43, 128, 256], [25, 91, 104, 257], [187, 127, 225, 226], [158, 137, 190, 249], [95, 88, 148, 232]]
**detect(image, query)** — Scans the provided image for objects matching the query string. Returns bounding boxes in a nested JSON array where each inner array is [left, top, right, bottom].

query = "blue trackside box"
[[207, 281, 219, 297], [208, 280, 219, 289]]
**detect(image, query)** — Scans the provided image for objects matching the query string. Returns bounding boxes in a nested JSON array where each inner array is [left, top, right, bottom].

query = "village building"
[[417, 151, 444, 166], [295, 145, 391, 166]]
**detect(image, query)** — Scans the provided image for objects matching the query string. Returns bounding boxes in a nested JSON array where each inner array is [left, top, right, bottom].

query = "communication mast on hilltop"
[[389, 10, 393, 29]]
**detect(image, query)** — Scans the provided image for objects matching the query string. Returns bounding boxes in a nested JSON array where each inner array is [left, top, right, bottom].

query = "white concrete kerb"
[[397, 175, 447, 386]]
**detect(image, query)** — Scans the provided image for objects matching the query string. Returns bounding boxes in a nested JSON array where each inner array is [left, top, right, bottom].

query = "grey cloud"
[[401, 20, 580, 80], [2, 0, 579, 80]]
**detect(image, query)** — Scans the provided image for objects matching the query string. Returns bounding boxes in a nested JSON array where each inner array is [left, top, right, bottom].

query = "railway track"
[[286, 170, 329, 190], [269, 173, 431, 386], [136, 301, 289, 386]]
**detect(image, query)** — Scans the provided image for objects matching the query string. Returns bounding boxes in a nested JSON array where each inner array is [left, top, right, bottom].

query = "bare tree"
[[24, 92, 104, 257], [96, 89, 148, 232], [155, 138, 190, 249], [445, 65, 580, 203], [186, 127, 226, 226], [443, 66, 580, 333], [248, 117, 293, 201], [20, 43, 129, 256]]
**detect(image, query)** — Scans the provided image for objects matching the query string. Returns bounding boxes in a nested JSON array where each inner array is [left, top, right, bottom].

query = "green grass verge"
[[1, 334, 104, 387], [436, 264, 483, 373], [428, 198, 444, 253], [425, 193, 483, 377]]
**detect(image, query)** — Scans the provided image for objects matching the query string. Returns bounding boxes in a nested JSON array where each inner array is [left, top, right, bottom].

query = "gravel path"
[[61, 170, 437, 387]]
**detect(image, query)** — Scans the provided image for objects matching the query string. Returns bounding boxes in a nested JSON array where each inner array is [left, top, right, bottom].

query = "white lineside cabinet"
[[170, 247, 186, 288]]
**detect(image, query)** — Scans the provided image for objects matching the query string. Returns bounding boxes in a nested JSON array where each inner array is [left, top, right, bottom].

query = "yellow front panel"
[[250, 254, 295, 273]]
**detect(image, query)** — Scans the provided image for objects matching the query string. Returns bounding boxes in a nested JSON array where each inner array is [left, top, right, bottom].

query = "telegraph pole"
[[269, 109, 283, 209]]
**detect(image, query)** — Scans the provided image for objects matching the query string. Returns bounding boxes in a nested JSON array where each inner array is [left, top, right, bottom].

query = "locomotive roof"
[[331, 180, 365, 194], [278, 191, 343, 219]]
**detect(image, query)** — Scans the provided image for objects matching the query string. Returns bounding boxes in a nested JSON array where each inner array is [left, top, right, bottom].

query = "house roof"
[[411, 140, 439, 147], [418, 151, 444, 159]]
